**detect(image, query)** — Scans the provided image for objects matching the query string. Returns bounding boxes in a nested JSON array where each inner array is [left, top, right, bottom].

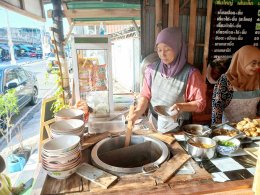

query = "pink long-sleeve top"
[[141, 65, 207, 112]]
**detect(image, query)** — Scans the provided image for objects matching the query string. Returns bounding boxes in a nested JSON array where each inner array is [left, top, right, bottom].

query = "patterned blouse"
[[212, 74, 233, 124]]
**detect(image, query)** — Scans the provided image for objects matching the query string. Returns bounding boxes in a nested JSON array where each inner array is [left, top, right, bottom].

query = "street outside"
[[0, 58, 57, 157]]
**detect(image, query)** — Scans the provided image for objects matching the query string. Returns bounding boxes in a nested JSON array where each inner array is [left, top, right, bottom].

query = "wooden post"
[[168, 0, 174, 27], [173, 0, 179, 27], [202, 0, 213, 81], [188, 0, 197, 65], [253, 146, 260, 194], [51, 0, 71, 102], [155, 0, 163, 39]]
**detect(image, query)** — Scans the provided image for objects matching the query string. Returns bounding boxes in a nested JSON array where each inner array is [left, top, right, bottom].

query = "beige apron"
[[223, 89, 260, 123]]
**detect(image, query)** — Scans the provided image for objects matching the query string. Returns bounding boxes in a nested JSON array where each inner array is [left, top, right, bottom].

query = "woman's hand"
[[126, 96, 149, 123]]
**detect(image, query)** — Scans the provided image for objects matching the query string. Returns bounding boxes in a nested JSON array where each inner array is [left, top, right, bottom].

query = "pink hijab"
[[226, 45, 260, 91], [156, 27, 187, 77]]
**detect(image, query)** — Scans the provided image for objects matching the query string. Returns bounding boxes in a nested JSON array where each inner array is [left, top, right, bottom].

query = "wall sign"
[[208, 0, 260, 62]]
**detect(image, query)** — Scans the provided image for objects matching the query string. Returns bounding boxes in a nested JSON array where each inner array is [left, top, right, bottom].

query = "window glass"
[[5, 69, 18, 86], [16, 68, 28, 83]]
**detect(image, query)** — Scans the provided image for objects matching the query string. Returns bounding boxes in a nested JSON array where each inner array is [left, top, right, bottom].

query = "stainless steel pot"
[[187, 137, 216, 160], [183, 124, 211, 141], [91, 135, 169, 175]]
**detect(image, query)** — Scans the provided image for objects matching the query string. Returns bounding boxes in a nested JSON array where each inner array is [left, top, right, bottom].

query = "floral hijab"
[[155, 27, 187, 77], [226, 45, 260, 91]]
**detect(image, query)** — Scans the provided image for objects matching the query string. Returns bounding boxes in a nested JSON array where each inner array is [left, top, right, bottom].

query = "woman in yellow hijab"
[[212, 45, 260, 124]]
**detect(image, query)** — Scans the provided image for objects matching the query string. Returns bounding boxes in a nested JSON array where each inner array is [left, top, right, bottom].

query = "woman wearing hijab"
[[129, 27, 206, 133], [212, 45, 260, 124]]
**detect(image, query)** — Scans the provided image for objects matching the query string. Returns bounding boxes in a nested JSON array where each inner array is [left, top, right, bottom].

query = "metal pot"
[[187, 137, 216, 160], [91, 135, 169, 176], [183, 124, 211, 141]]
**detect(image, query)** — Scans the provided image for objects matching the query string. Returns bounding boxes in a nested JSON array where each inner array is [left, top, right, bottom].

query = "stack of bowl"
[[42, 135, 81, 179], [50, 119, 85, 145]]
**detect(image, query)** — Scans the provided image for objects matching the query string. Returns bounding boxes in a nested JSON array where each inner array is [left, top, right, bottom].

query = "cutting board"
[[76, 163, 118, 189], [152, 153, 191, 183]]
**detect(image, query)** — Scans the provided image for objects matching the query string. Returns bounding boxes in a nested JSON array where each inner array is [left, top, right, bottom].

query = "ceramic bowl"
[[212, 136, 240, 156], [47, 164, 80, 180], [154, 105, 178, 118], [50, 119, 85, 133], [43, 135, 80, 154], [55, 108, 84, 121]]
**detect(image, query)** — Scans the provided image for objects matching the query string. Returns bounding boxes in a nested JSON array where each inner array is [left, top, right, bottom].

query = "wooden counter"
[[32, 118, 255, 195]]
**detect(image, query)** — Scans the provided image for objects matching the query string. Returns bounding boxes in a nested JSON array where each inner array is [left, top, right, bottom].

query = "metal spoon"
[[225, 132, 245, 142], [211, 121, 230, 129], [201, 128, 211, 136], [186, 134, 201, 146]]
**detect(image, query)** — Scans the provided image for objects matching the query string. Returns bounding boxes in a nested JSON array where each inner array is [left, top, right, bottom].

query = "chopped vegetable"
[[217, 140, 235, 147]]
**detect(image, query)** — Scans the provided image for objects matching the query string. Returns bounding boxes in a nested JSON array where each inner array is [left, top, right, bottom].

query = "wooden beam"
[[168, 0, 174, 27], [155, 0, 163, 39], [0, 0, 46, 22], [74, 20, 140, 26], [63, 9, 140, 19], [202, 0, 213, 81], [62, 2, 72, 24], [173, 0, 179, 27], [188, 0, 197, 64]]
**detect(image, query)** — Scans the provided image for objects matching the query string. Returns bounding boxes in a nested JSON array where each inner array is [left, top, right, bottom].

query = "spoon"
[[211, 121, 230, 129], [225, 132, 245, 142], [186, 134, 201, 146], [201, 128, 211, 136]]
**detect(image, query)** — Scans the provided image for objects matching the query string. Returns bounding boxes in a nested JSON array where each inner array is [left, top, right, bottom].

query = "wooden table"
[[32, 120, 255, 195]]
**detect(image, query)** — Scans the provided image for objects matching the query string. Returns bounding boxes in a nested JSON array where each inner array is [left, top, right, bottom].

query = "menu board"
[[208, 0, 260, 62]]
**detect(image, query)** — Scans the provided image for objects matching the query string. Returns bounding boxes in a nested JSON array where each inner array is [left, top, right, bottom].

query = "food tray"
[[235, 118, 260, 141], [212, 124, 240, 137]]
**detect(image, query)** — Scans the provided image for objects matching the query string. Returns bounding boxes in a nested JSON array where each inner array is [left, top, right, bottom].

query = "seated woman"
[[212, 45, 260, 124]]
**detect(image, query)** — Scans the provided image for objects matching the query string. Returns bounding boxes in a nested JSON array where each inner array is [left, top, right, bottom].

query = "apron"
[[150, 62, 191, 133], [223, 89, 260, 123]]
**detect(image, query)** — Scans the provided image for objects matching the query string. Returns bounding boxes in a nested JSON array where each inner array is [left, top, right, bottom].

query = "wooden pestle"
[[124, 105, 135, 147]]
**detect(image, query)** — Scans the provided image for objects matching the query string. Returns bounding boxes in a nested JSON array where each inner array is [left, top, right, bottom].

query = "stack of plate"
[[50, 119, 85, 145], [42, 135, 81, 179]]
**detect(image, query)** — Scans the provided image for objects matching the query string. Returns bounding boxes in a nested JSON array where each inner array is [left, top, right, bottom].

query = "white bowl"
[[212, 135, 240, 156], [50, 119, 85, 133], [43, 135, 80, 154], [55, 109, 84, 121], [47, 164, 80, 180], [154, 105, 178, 117]]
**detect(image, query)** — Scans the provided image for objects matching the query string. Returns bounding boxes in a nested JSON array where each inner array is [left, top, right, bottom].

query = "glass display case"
[[71, 35, 113, 117]]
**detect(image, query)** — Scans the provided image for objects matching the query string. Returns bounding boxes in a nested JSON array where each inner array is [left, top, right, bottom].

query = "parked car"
[[36, 48, 43, 59], [0, 65, 38, 110], [29, 51, 36, 57]]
